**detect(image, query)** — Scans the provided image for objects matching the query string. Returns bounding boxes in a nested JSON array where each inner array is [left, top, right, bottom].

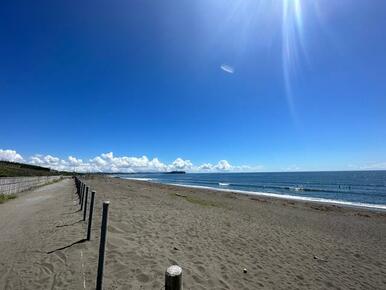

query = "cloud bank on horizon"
[[0, 149, 261, 173]]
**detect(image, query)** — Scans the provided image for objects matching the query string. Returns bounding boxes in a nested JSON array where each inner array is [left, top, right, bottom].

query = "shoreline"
[[90, 176, 386, 289], [120, 177, 386, 211]]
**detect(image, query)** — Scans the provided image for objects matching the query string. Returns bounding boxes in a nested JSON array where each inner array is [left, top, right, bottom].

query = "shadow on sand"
[[47, 239, 87, 254], [62, 209, 82, 215], [55, 219, 83, 228]]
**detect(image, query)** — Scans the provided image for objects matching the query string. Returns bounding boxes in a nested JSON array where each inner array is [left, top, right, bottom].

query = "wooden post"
[[83, 186, 89, 221], [77, 179, 80, 199], [87, 191, 96, 241], [80, 183, 84, 206], [96, 201, 110, 290], [75, 178, 78, 195], [165, 265, 183, 290], [81, 184, 85, 209], [80, 190, 83, 209], [78, 181, 82, 204]]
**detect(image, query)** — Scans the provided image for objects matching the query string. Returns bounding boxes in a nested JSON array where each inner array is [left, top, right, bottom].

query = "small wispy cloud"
[[220, 64, 234, 74], [348, 162, 386, 171]]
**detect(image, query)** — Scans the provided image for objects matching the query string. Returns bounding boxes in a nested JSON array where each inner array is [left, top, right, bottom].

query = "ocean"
[[115, 171, 386, 210]]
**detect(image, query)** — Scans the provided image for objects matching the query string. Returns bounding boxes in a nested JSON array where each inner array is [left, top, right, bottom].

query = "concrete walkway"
[[0, 179, 88, 289]]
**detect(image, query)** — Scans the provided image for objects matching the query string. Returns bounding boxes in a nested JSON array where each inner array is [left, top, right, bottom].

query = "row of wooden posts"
[[73, 177, 183, 290], [74, 177, 109, 290]]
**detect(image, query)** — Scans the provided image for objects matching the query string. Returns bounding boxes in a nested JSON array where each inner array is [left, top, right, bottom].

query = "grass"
[[0, 194, 16, 204], [0, 161, 74, 177]]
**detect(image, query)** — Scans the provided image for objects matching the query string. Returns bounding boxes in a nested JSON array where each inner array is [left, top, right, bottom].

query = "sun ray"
[[281, 0, 307, 124]]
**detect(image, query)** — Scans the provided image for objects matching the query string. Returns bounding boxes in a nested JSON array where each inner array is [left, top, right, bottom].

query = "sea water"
[[116, 171, 386, 210]]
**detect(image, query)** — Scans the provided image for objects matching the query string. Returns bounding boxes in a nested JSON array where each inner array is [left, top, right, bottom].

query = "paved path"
[[0, 179, 88, 289]]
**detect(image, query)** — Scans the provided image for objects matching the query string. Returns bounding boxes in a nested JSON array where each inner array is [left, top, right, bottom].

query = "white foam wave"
[[123, 177, 153, 181], [219, 183, 230, 186], [116, 176, 386, 211], [167, 183, 386, 211]]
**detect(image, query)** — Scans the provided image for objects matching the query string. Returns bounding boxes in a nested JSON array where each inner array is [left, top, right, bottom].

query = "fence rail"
[[0, 176, 64, 195]]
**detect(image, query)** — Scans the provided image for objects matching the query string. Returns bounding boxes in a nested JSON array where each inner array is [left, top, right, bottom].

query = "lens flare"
[[281, 0, 310, 123], [210, 0, 324, 122]]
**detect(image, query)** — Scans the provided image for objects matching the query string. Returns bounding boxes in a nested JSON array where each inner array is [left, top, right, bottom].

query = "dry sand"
[[0, 178, 86, 289], [0, 176, 385, 289]]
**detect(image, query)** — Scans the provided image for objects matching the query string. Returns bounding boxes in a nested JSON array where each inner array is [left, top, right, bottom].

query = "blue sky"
[[1, 0, 386, 172]]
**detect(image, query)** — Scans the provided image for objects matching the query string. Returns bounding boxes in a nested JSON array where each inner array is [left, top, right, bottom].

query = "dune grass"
[[0, 194, 16, 204]]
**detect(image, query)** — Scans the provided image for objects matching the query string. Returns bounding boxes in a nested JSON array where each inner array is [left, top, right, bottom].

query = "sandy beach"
[[0, 176, 385, 289]]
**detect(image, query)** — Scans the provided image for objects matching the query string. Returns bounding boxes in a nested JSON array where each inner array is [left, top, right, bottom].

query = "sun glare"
[[281, 0, 307, 123]]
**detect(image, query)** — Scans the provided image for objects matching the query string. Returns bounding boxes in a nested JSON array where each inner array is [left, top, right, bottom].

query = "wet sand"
[[0, 176, 385, 289]]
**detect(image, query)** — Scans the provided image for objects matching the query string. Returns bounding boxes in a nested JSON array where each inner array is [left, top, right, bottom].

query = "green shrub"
[[0, 194, 16, 204]]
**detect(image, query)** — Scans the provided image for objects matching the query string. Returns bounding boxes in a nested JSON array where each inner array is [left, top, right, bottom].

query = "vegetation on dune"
[[0, 194, 16, 204], [0, 161, 74, 177]]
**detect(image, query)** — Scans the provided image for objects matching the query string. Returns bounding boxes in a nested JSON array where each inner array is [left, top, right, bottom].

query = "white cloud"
[[90, 153, 169, 172], [197, 161, 263, 173], [283, 164, 301, 172], [91, 156, 107, 167], [215, 160, 232, 171], [196, 160, 232, 171], [220, 64, 234, 74], [198, 163, 213, 170], [0, 148, 263, 173], [0, 149, 24, 162], [170, 158, 193, 170], [68, 156, 83, 166], [30, 155, 60, 166]]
